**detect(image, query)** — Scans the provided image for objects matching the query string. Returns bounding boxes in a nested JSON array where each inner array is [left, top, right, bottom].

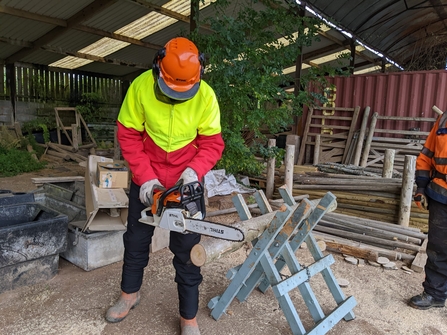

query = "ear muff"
[[152, 48, 166, 78]]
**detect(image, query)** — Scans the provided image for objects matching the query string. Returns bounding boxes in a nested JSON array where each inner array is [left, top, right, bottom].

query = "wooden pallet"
[[298, 106, 361, 165], [360, 113, 436, 171]]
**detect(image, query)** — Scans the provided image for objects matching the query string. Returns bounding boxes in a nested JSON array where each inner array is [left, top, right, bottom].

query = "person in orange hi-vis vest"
[[409, 110, 447, 310], [105, 37, 224, 335]]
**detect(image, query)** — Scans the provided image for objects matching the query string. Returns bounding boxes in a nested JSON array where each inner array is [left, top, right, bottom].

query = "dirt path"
[[0, 161, 446, 335], [0, 247, 446, 335]]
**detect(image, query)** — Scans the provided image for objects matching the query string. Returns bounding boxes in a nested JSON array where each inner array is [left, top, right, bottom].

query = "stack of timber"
[[313, 212, 427, 264], [38, 142, 89, 163], [286, 170, 428, 231], [265, 167, 428, 265]]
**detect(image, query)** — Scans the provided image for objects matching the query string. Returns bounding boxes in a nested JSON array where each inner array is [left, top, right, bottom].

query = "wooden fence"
[[0, 63, 124, 130]]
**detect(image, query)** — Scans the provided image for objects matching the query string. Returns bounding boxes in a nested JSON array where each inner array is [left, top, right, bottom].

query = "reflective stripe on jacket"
[[117, 70, 224, 188], [415, 112, 447, 204]]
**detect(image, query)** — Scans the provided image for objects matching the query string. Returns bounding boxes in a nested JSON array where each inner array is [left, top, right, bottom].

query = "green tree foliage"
[[0, 147, 46, 177], [190, 0, 347, 175], [76, 92, 107, 123]]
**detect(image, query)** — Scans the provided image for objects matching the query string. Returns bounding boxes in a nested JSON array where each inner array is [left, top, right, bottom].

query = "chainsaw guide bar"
[[139, 181, 245, 242]]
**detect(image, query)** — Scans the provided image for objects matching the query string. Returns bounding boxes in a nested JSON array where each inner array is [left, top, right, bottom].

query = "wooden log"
[[325, 241, 378, 262], [314, 134, 321, 164], [314, 232, 415, 262], [46, 149, 70, 160], [293, 183, 401, 193], [382, 149, 395, 178], [432, 105, 444, 115], [319, 218, 421, 245], [313, 225, 421, 252], [360, 111, 378, 167], [333, 208, 397, 223], [190, 211, 277, 266], [398, 155, 416, 227], [294, 175, 402, 185], [336, 203, 398, 215], [284, 144, 295, 193], [304, 171, 402, 182], [265, 139, 276, 199], [79, 143, 97, 149], [353, 106, 370, 166], [48, 142, 76, 152], [47, 142, 86, 163], [292, 189, 400, 205], [325, 212, 426, 238], [286, 134, 300, 165]]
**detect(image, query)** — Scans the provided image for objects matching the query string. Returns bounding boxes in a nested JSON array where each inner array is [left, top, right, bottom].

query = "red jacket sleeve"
[[116, 120, 157, 186], [188, 133, 225, 180]]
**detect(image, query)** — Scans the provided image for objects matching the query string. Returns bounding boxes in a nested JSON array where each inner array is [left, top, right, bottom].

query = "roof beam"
[[132, 0, 213, 32], [74, 25, 162, 50], [41, 45, 150, 69], [1, 4, 164, 54], [302, 43, 345, 62], [317, 29, 379, 65], [5, 0, 118, 64], [0, 5, 67, 26], [132, 0, 190, 23], [0, 37, 33, 48]]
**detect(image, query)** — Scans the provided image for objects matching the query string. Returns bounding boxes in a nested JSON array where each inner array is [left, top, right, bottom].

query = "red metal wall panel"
[[302, 70, 447, 136]]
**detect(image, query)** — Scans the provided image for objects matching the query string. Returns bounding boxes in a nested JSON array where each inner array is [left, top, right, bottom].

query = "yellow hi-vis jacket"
[[117, 70, 224, 188]]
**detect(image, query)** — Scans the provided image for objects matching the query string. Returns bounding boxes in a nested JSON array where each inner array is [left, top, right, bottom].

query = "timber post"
[[398, 155, 416, 227]]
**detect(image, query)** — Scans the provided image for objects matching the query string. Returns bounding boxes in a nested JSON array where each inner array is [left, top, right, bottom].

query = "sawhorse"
[[208, 188, 356, 335]]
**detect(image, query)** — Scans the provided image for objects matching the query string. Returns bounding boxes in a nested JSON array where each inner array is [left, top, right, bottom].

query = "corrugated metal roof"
[[0, 13, 54, 41], [1, 0, 92, 19], [305, 0, 447, 69], [1, 0, 446, 77]]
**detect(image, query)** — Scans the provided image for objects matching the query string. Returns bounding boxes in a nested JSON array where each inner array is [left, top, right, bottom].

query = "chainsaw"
[[139, 181, 245, 242]]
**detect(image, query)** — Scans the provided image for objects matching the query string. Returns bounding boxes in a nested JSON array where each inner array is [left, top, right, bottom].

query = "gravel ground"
[[0, 160, 446, 335]]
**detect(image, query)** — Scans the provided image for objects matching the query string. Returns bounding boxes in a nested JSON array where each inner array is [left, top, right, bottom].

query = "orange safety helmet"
[[152, 37, 204, 101]]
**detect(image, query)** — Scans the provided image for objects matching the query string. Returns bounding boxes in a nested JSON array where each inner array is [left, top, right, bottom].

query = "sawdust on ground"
[[0, 159, 446, 335]]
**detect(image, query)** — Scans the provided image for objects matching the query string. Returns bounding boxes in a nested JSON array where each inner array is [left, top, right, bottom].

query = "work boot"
[[105, 291, 141, 323], [180, 316, 201, 335], [409, 292, 445, 310]]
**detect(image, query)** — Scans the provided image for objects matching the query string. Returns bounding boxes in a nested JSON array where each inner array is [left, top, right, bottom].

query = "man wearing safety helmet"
[[105, 37, 224, 335]]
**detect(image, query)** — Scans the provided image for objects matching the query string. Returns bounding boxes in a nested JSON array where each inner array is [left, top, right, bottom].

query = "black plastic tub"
[[0, 191, 34, 207], [0, 203, 68, 268]]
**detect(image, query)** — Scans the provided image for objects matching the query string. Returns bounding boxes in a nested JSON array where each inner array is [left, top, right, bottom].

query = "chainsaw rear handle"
[[155, 181, 206, 217]]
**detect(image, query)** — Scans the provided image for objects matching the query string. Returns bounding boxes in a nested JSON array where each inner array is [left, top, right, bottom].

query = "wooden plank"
[[342, 106, 360, 163], [297, 107, 313, 165], [31, 176, 85, 184]]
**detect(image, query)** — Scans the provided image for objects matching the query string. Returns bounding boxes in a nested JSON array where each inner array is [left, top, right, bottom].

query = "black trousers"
[[423, 198, 447, 301], [121, 181, 202, 319]]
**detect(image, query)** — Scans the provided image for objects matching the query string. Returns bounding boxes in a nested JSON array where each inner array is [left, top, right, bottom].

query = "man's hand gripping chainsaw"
[[139, 181, 244, 242]]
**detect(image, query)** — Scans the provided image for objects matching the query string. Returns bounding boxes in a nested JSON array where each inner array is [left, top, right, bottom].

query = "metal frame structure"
[[208, 188, 357, 335]]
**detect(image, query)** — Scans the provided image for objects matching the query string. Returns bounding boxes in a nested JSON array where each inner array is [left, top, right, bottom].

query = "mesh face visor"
[[153, 82, 186, 104]]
